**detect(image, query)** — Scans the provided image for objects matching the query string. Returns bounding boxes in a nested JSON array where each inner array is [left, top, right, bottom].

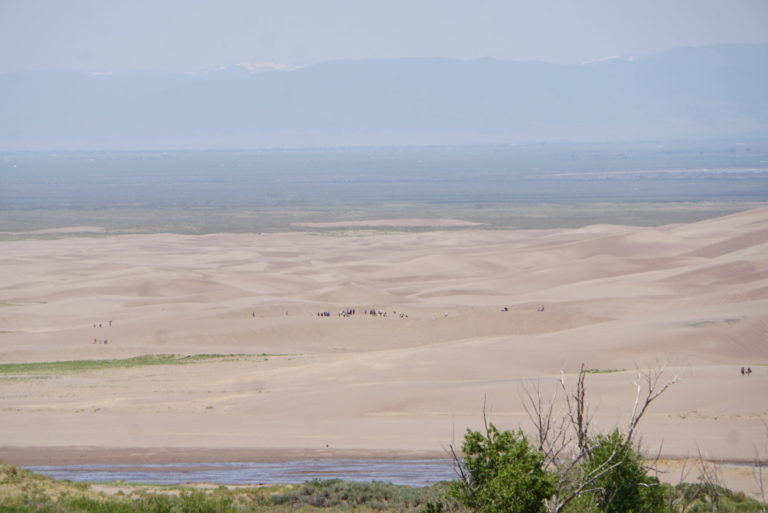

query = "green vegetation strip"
[[0, 354, 257, 375], [583, 368, 625, 374]]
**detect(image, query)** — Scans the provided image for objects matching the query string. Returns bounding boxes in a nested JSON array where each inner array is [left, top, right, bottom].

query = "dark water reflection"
[[28, 459, 455, 487]]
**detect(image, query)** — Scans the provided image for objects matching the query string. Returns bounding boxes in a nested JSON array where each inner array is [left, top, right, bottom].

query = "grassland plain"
[[1, 142, 767, 237], [3, 202, 767, 240]]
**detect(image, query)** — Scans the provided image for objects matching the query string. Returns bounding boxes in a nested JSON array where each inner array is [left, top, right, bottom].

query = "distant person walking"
[[741, 367, 745, 376], [747, 367, 752, 376]]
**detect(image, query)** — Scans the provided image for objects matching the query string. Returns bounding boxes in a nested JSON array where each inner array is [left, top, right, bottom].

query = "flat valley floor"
[[1, 208, 767, 494]]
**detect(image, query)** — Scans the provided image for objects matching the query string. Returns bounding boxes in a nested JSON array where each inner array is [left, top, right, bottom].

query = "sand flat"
[[1, 209, 767, 490]]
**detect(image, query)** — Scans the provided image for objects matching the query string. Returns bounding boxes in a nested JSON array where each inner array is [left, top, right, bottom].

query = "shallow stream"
[[28, 459, 455, 487]]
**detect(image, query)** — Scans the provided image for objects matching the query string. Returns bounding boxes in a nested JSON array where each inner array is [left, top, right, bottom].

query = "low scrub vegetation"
[[0, 465, 445, 512]]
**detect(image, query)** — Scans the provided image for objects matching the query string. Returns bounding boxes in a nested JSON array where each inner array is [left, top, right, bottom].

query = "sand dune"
[[0, 208, 767, 492]]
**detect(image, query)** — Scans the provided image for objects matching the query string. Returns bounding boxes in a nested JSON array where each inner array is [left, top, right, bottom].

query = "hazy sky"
[[1, 0, 767, 73]]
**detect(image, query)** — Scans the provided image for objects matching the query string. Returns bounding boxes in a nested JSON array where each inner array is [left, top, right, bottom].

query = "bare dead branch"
[[626, 367, 678, 445], [753, 420, 767, 513], [752, 447, 766, 513], [521, 378, 571, 466], [448, 441, 469, 488], [641, 438, 664, 476], [696, 442, 723, 513], [549, 447, 628, 513], [561, 363, 591, 457]]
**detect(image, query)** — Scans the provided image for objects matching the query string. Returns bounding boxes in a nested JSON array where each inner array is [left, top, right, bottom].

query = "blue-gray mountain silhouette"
[[2, 44, 766, 150]]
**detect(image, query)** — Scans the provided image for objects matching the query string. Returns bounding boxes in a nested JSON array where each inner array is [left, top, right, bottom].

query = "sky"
[[1, 0, 767, 73]]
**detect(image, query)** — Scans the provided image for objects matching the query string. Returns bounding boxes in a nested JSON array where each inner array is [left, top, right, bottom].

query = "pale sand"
[[1, 208, 767, 494]]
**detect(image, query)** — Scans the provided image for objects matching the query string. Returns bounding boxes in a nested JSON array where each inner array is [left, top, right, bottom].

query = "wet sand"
[[0, 446, 444, 466]]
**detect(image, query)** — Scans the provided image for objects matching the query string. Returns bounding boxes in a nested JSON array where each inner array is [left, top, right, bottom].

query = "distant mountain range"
[[2, 44, 767, 150]]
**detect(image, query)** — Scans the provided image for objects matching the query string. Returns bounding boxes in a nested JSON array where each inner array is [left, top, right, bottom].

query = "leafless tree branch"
[[627, 367, 678, 446]]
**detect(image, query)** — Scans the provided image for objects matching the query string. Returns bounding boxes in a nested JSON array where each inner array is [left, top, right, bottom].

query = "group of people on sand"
[[90, 320, 112, 344], [740, 366, 753, 376], [500, 305, 545, 312], [316, 309, 355, 317], [365, 308, 410, 318], [313, 308, 409, 318]]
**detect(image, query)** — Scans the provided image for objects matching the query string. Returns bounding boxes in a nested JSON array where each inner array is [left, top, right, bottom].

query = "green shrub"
[[667, 482, 768, 513], [448, 423, 556, 513], [259, 479, 444, 511], [66, 496, 139, 512], [582, 429, 670, 513], [137, 494, 174, 513]]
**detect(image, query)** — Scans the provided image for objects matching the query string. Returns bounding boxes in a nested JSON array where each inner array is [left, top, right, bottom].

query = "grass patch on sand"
[[0, 354, 260, 376], [583, 368, 625, 374]]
